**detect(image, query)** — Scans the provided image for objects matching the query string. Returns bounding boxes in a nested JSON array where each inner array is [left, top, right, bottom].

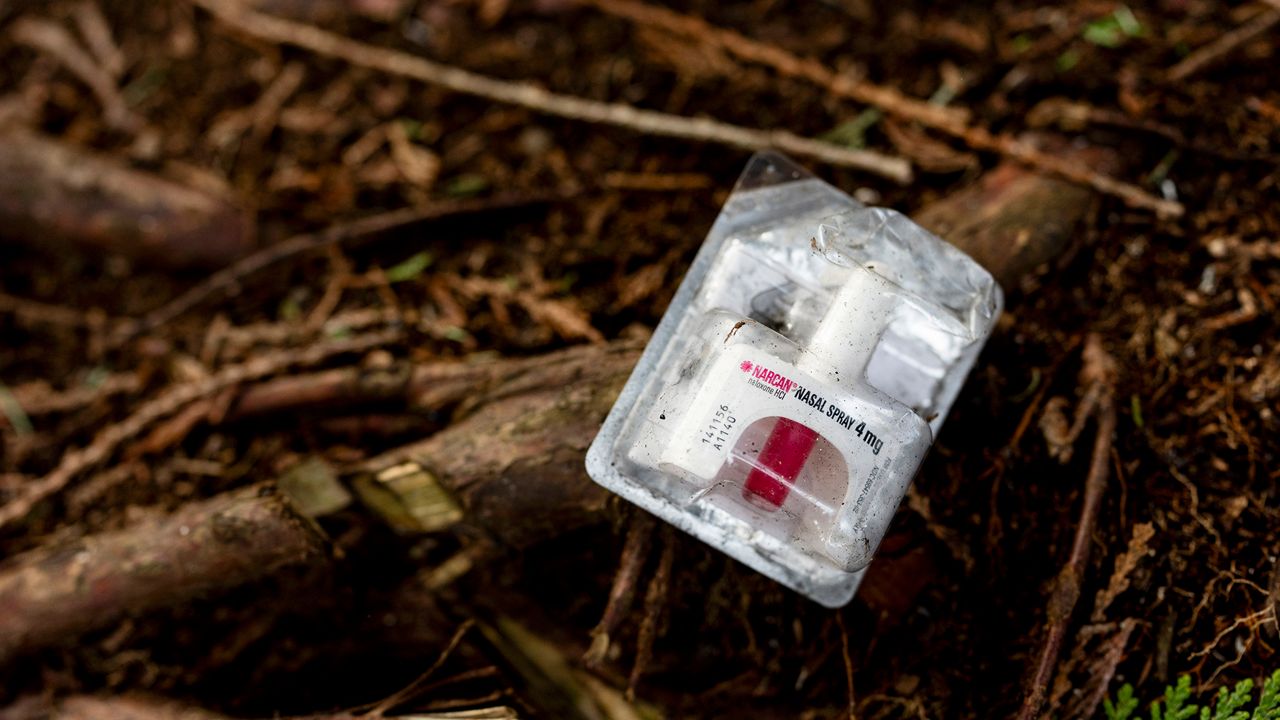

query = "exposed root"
[[1016, 333, 1118, 720], [586, 512, 655, 669], [627, 527, 673, 700]]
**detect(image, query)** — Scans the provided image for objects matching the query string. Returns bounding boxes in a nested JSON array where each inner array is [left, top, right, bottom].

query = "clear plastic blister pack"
[[585, 153, 1002, 607]]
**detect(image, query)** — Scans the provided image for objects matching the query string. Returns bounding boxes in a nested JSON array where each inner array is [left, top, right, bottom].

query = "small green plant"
[[1104, 670, 1280, 720], [1105, 683, 1139, 720], [1083, 6, 1144, 48], [384, 251, 434, 283]]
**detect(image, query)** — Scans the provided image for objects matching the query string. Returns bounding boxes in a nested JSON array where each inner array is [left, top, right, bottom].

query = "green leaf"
[[1153, 676, 1199, 720], [1107, 684, 1139, 720], [1254, 670, 1280, 719], [819, 109, 883, 150], [0, 384, 33, 436], [1201, 678, 1252, 720], [278, 294, 303, 322], [1111, 671, 1280, 720], [384, 251, 434, 283], [1084, 6, 1144, 48], [442, 326, 471, 343], [399, 118, 424, 141], [445, 173, 490, 197]]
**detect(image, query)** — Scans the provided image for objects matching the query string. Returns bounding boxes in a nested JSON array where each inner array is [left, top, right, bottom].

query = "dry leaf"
[[1092, 523, 1155, 622]]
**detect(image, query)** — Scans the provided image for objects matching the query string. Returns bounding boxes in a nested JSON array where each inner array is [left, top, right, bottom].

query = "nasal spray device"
[[586, 153, 1002, 606]]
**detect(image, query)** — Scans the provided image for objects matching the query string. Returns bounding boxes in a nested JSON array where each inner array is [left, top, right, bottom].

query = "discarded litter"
[[586, 153, 1002, 607]]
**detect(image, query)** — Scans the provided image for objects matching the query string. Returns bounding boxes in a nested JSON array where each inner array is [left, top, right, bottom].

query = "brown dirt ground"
[[0, 0, 1278, 718]]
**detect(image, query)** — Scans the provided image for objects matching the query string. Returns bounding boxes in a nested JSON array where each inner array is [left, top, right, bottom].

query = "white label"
[[660, 345, 894, 495]]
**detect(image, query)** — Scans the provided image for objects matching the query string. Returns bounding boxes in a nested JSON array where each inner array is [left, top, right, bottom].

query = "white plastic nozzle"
[[800, 265, 900, 388]]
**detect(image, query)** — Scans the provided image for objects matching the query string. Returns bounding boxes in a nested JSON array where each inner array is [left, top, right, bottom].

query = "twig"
[[0, 484, 328, 666], [203, 307, 392, 363], [1167, 7, 1280, 82], [1061, 618, 1137, 720], [1016, 334, 1118, 720], [365, 619, 476, 716], [3, 372, 141, 422], [189, 0, 912, 183], [585, 0, 968, 130], [913, 140, 1116, 289], [0, 292, 126, 333], [71, 0, 126, 80], [9, 15, 139, 131], [585, 0, 1183, 218], [224, 362, 411, 420], [627, 527, 674, 700], [837, 612, 856, 720], [117, 193, 555, 343], [247, 61, 307, 142], [961, 131, 1182, 218], [0, 330, 399, 531], [585, 511, 655, 668]]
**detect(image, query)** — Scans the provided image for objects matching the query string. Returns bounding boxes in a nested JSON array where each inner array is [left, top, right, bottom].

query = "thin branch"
[[627, 527, 674, 700], [0, 330, 400, 531], [585, 511, 655, 668], [71, 0, 127, 80], [1167, 7, 1280, 82], [585, 0, 1184, 218], [837, 611, 857, 720], [9, 15, 139, 131], [0, 292, 127, 332], [189, 0, 912, 183], [117, 193, 555, 344], [585, 0, 968, 129], [1016, 334, 1119, 720]]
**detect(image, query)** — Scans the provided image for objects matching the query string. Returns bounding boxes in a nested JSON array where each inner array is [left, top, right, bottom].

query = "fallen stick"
[[914, 136, 1118, 289], [585, 512, 654, 668], [189, 0, 913, 183], [121, 193, 559, 343], [1014, 334, 1118, 720], [0, 292, 131, 333], [1167, 4, 1280, 82], [583, 0, 968, 130], [225, 337, 639, 421], [9, 16, 139, 131], [0, 129, 253, 268], [584, 0, 1184, 218], [0, 330, 400, 532], [0, 484, 328, 667], [354, 341, 637, 547], [0, 695, 519, 719]]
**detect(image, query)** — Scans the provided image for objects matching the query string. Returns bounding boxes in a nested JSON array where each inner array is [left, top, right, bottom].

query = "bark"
[[0, 695, 518, 719], [0, 129, 254, 269], [0, 484, 328, 666], [915, 136, 1118, 290], [355, 341, 641, 548]]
